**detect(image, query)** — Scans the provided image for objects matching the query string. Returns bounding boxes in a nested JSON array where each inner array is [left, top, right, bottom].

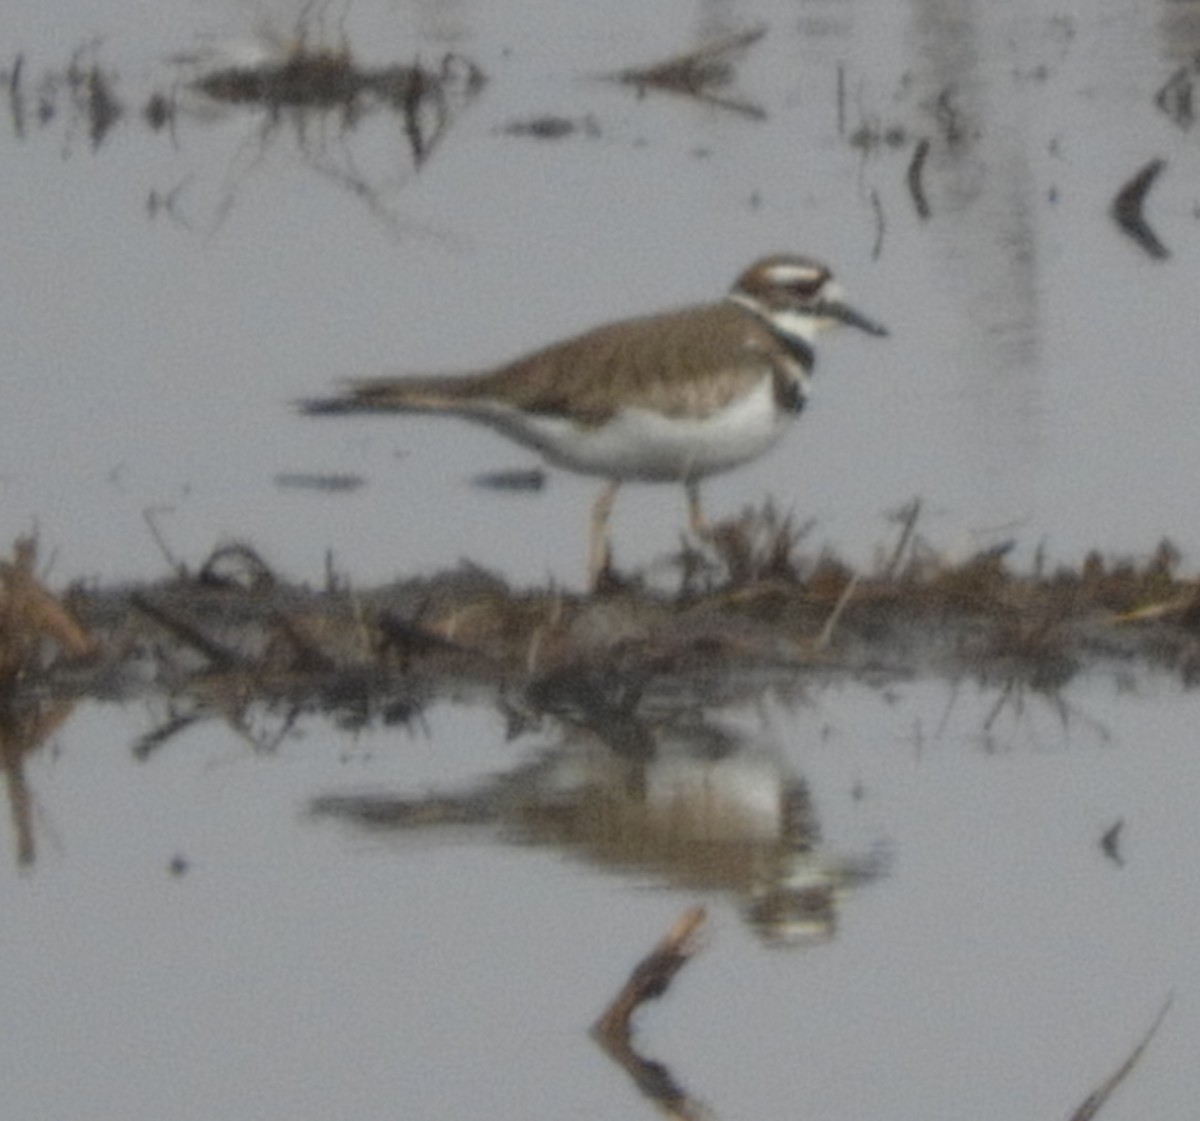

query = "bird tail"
[[296, 375, 478, 415]]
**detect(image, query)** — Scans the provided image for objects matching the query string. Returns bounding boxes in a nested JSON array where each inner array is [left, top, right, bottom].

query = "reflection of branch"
[[7, 53, 26, 138], [1154, 66, 1194, 129], [607, 29, 766, 120], [1068, 993, 1172, 1121], [907, 137, 931, 219], [592, 907, 715, 1120], [1110, 158, 1169, 260]]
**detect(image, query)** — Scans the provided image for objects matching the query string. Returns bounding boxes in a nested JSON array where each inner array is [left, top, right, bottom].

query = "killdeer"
[[299, 255, 887, 586]]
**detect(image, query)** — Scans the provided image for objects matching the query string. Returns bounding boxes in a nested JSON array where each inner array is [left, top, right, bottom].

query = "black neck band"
[[766, 323, 815, 371], [728, 297, 816, 371]]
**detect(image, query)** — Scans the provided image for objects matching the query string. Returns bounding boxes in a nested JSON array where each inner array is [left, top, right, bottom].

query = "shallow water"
[[3, 1, 1200, 1118]]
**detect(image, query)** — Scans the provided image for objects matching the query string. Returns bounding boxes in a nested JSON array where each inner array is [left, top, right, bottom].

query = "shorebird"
[[299, 255, 887, 586]]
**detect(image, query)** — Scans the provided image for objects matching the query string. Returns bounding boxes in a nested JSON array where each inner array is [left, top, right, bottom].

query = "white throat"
[[726, 293, 820, 351]]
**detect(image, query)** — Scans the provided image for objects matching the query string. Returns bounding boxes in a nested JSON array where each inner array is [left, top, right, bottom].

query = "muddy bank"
[[5, 511, 1200, 724]]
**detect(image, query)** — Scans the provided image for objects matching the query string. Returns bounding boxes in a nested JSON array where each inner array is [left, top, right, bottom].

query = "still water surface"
[[2, 0, 1200, 1118]]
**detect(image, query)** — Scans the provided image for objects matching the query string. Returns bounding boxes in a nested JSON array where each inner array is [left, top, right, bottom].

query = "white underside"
[[482, 377, 793, 481]]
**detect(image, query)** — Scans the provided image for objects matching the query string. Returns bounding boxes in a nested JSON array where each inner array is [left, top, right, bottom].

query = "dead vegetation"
[[187, 41, 484, 168], [2, 505, 1200, 728], [0, 538, 97, 865], [1, 23, 484, 230], [0, 537, 96, 683]]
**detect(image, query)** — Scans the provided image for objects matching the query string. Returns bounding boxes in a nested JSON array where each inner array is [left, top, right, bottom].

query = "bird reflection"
[[311, 706, 885, 947]]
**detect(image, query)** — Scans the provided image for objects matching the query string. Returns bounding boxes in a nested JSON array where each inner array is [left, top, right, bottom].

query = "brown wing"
[[299, 302, 779, 423], [468, 302, 780, 424]]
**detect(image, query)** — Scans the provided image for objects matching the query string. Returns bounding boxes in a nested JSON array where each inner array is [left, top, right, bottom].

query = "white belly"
[[487, 377, 793, 482]]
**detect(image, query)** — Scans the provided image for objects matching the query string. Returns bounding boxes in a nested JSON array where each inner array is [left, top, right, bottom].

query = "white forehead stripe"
[[762, 263, 826, 284]]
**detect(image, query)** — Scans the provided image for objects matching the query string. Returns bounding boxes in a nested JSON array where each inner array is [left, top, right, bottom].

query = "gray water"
[[3, 1, 1199, 1118]]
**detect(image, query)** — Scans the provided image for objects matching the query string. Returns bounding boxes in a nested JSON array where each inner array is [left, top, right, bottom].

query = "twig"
[[592, 907, 713, 1120], [883, 497, 922, 578], [814, 571, 859, 651], [1068, 993, 1173, 1121], [593, 906, 707, 1044], [143, 506, 185, 577], [129, 593, 242, 671]]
